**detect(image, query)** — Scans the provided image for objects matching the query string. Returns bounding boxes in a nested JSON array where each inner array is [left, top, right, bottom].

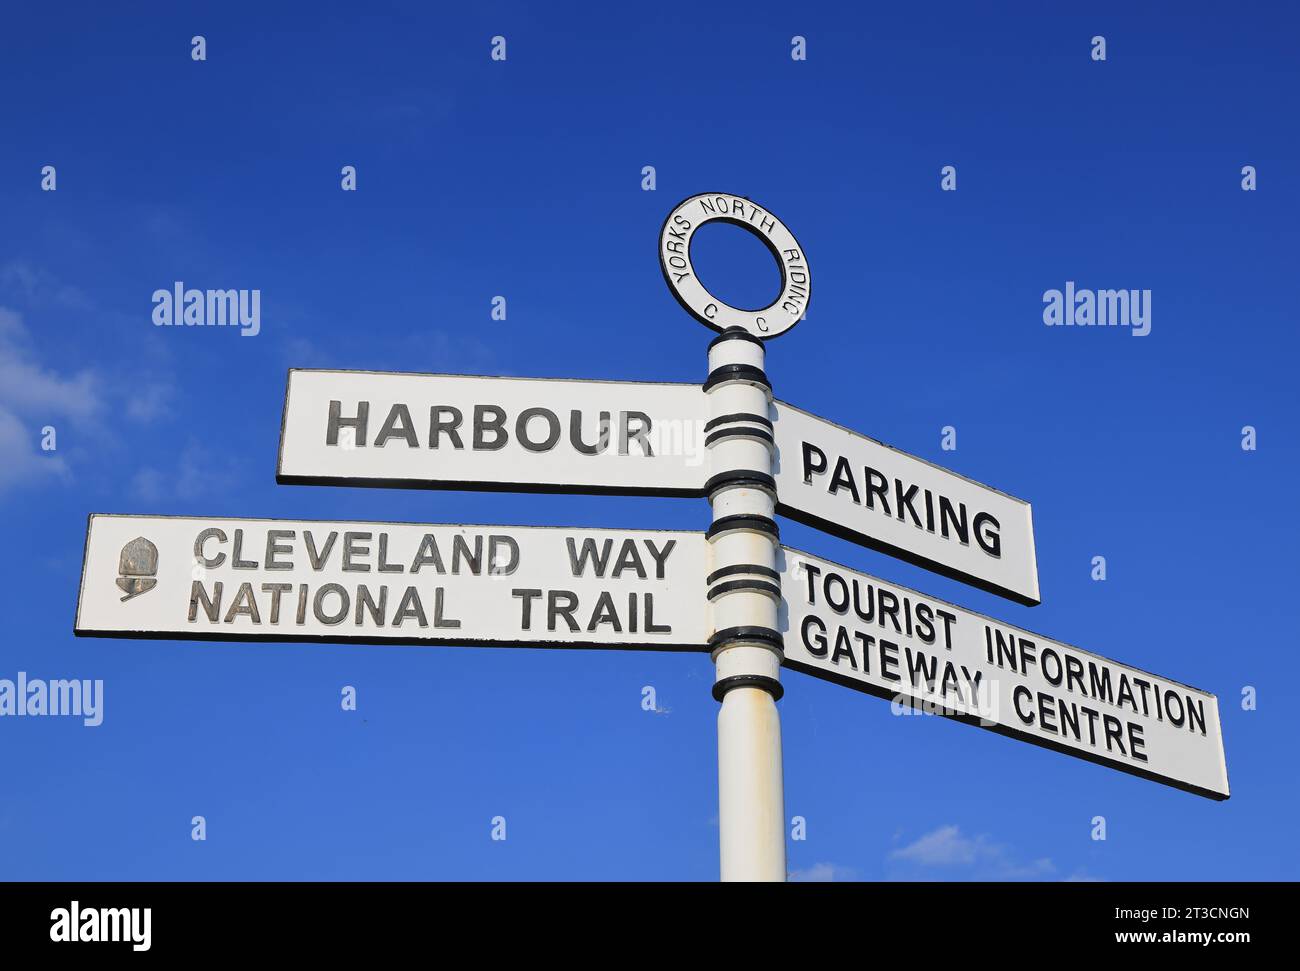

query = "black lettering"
[[517, 407, 561, 452], [429, 406, 463, 449], [474, 405, 508, 450], [375, 404, 419, 447], [327, 400, 368, 447], [973, 512, 1001, 557], [570, 411, 611, 455]]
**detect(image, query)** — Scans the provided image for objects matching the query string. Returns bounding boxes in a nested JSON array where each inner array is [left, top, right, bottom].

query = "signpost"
[[76, 515, 708, 651], [72, 189, 1229, 883], [779, 547, 1229, 799]]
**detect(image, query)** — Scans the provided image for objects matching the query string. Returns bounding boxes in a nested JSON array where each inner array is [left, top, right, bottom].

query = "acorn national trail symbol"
[[74, 191, 1229, 882], [115, 537, 158, 601]]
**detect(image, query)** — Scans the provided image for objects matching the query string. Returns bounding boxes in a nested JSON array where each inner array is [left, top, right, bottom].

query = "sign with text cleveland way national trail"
[[277, 368, 1039, 605], [76, 515, 709, 650]]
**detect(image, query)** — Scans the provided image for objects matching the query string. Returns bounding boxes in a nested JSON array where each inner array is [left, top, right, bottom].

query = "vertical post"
[[703, 327, 786, 882]]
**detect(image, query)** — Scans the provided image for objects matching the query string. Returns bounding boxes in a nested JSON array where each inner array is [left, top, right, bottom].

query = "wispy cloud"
[[0, 297, 173, 496], [0, 407, 68, 491], [888, 824, 1055, 881], [0, 307, 100, 492], [0, 307, 102, 418], [789, 862, 856, 882], [124, 382, 173, 423], [1, 261, 94, 311], [130, 440, 243, 502]]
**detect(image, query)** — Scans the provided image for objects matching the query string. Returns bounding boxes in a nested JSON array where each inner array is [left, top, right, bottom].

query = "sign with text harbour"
[[278, 369, 708, 496], [76, 515, 709, 650], [779, 548, 1228, 799], [772, 402, 1040, 605]]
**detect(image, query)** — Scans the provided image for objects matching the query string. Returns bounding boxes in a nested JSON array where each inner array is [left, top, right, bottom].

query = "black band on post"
[[708, 327, 764, 351], [703, 412, 773, 433], [704, 427, 774, 448], [708, 626, 784, 652], [703, 470, 775, 495], [705, 515, 779, 541], [713, 674, 784, 702], [707, 578, 782, 601], [706, 563, 780, 584], [703, 364, 771, 393]]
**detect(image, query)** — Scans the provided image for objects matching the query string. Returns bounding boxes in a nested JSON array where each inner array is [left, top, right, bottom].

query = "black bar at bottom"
[[0, 881, 1276, 957]]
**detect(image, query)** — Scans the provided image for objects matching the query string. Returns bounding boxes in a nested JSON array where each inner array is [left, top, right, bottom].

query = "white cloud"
[[891, 824, 981, 865], [0, 408, 68, 491], [1, 261, 93, 311], [789, 862, 856, 882], [889, 824, 1055, 880], [0, 302, 173, 496], [124, 382, 173, 422], [0, 307, 102, 493], [0, 307, 102, 419]]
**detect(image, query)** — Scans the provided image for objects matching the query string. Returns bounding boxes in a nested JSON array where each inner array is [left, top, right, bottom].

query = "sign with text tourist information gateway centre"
[[779, 548, 1228, 799]]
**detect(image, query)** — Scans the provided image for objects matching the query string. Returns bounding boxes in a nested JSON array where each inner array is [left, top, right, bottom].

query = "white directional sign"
[[278, 369, 707, 496], [279, 370, 1038, 604], [76, 515, 709, 651], [778, 547, 1229, 800], [770, 402, 1039, 605]]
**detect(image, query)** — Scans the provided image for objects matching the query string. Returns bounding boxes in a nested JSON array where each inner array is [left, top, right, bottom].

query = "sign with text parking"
[[771, 402, 1040, 606]]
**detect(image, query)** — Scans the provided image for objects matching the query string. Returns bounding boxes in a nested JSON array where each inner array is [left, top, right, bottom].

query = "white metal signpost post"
[[73, 190, 1228, 883]]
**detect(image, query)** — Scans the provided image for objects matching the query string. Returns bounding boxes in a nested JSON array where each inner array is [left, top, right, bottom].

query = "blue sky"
[[1, 1, 1296, 880]]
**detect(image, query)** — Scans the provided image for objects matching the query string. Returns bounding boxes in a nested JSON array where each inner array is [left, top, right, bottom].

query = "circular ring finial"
[[659, 192, 810, 339]]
